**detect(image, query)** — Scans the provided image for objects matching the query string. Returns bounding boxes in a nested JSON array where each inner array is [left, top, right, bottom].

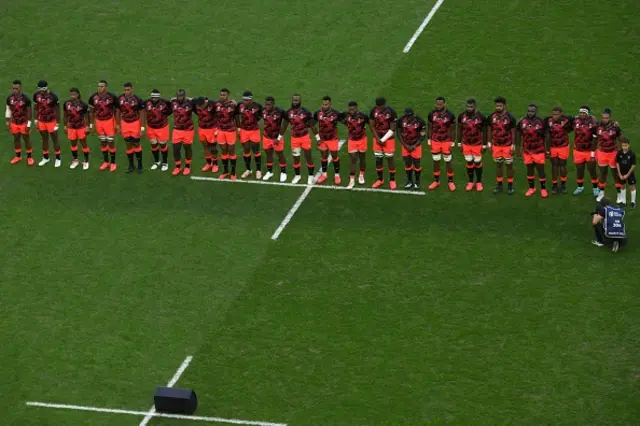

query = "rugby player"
[[194, 96, 218, 173], [33, 80, 61, 167], [238, 91, 263, 179], [545, 106, 573, 194], [571, 105, 599, 196], [144, 89, 172, 171], [343, 101, 369, 189], [487, 97, 517, 194], [457, 98, 486, 191], [313, 96, 342, 185], [517, 104, 548, 197], [170, 89, 195, 176], [397, 108, 426, 189], [369, 97, 397, 190], [595, 108, 622, 202], [63, 88, 90, 170], [261, 96, 287, 182], [116, 82, 145, 173], [88, 80, 118, 172], [427, 96, 456, 191], [280, 94, 316, 185], [6, 80, 34, 165]]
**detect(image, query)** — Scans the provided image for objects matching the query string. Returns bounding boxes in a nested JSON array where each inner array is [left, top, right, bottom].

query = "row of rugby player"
[[4, 80, 634, 201]]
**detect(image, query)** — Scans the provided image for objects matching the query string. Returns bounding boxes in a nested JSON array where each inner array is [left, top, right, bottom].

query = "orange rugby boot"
[[525, 188, 536, 197], [428, 181, 440, 190], [230, 174, 237, 181], [201, 163, 212, 172], [541, 189, 549, 198], [10, 156, 22, 165], [475, 182, 484, 192], [171, 167, 181, 176], [389, 181, 397, 190], [27, 157, 35, 166], [316, 173, 328, 184], [218, 173, 229, 180], [109, 163, 117, 172], [465, 182, 474, 191], [211, 164, 219, 173], [334, 175, 341, 185], [182, 168, 191, 176], [448, 182, 456, 191], [372, 179, 384, 188], [99, 162, 110, 171]]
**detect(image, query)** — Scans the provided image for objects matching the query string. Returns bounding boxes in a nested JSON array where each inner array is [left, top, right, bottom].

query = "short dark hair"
[[322, 95, 331, 102], [466, 98, 476, 105], [177, 89, 186, 96], [265, 96, 275, 103], [193, 97, 206, 106], [603, 108, 612, 115], [375, 97, 386, 106], [580, 104, 591, 112], [436, 96, 445, 102], [242, 90, 252, 97], [552, 105, 563, 112], [151, 89, 160, 95], [124, 82, 132, 88], [494, 96, 506, 104], [12, 80, 21, 85], [70, 87, 80, 94], [99, 80, 108, 86], [220, 88, 229, 94], [620, 135, 630, 144], [348, 101, 358, 107], [292, 93, 301, 98], [528, 104, 537, 109]]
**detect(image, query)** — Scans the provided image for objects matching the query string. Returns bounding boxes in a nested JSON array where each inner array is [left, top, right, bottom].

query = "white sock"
[[621, 188, 627, 201], [632, 189, 637, 203]]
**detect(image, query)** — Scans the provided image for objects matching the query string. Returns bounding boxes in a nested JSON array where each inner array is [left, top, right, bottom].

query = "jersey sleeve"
[[52, 92, 59, 105], [479, 112, 487, 123], [368, 108, 376, 120], [24, 95, 31, 106], [427, 110, 434, 123], [632, 152, 637, 165], [313, 110, 319, 121], [389, 107, 398, 122], [508, 113, 517, 128], [136, 95, 145, 109], [81, 101, 89, 114], [418, 118, 427, 133], [448, 110, 456, 123]]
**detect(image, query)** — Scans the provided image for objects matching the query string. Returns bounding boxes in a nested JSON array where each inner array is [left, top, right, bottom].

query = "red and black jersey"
[[33, 91, 59, 122], [63, 100, 89, 129], [428, 109, 456, 141], [573, 115, 598, 152], [171, 98, 195, 131], [518, 116, 546, 154], [545, 116, 573, 148], [262, 107, 285, 139], [116, 94, 144, 123], [488, 112, 517, 146], [195, 102, 217, 129], [238, 102, 262, 131], [285, 107, 314, 138], [458, 111, 486, 146], [399, 115, 427, 144], [596, 123, 622, 153], [6, 93, 31, 124], [144, 99, 172, 129], [88, 92, 117, 120], [343, 111, 369, 140], [369, 106, 397, 138], [314, 108, 341, 141], [216, 100, 238, 132]]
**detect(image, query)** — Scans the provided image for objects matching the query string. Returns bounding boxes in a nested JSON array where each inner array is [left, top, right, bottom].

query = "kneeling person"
[[591, 198, 628, 252]]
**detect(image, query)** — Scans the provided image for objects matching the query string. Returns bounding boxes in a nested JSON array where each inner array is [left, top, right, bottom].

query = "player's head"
[[264, 96, 275, 110], [404, 107, 415, 121], [150, 89, 161, 103], [12, 79, 22, 95], [123, 82, 133, 96], [551, 106, 564, 121], [37, 80, 48, 93], [97, 80, 108, 94], [621, 135, 630, 152], [375, 97, 386, 109], [291, 93, 302, 109], [219, 88, 229, 102], [527, 104, 538, 118], [494, 96, 506, 113], [601, 108, 612, 124], [579, 105, 591, 120], [69, 87, 81, 101], [435, 96, 446, 111], [348, 100, 358, 115], [193, 96, 207, 108], [321, 95, 332, 111], [465, 98, 476, 114], [242, 90, 253, 105], [176, 89, 186, 101]]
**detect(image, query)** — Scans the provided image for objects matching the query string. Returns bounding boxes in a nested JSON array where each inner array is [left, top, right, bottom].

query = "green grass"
[[1, 1, 640, 425]]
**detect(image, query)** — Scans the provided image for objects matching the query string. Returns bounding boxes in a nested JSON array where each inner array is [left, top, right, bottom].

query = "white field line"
[[24, 402, 287, 426], [139, 355, 193, 426], [270, 139, 344, 240], [403, 0, 446, 53]]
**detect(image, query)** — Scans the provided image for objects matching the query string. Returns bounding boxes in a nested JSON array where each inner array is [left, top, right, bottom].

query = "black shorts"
[[620, 172, 636, 186]]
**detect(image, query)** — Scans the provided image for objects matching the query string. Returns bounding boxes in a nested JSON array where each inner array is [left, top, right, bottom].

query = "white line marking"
[[270, 183, 313, 240], [403, 0, 446, 53], [139, 355, 193, 426], [25, 402, 287, 426]]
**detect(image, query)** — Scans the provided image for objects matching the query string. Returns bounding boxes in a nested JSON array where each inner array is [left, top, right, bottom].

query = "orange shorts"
[[348, 137, 367, 153], [9, 122, 29, 135], [550, 146, 569, 160], [240, 129, 260, 143], [217, 130, 237, 144], [402, 144, 422, 159], [373, 138, 395, 154], [121, 120, 141, 139], [172, 129, 194, 144], [596, 149, 617, 168], [95, 118, 116, 137], [198, 128, 216, 143], [492, 145, 513, 160], [462, 144, 483, 157], [147, 125, 169, 142], [523, 152, 546, 165], [430, 140, 453, 154], [318, 138, 339, 151], [291, 134, 312, 151], [573, 149, 593, 164], [263, 136, 284, 152], [38, 120, 57, 133], [67, 127, 87, 140]]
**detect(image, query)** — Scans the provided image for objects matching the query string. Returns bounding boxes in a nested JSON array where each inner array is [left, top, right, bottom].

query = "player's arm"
[[311, 111, 320, 143], [416, 119, 427, 148], [25, 99, 32, 128], [426, 120, 433, 143], [616, 156, 625, 179], [368, 118, 379, 142], [114, 99, 121, 128], [381, 116, 396, 144], [456, 116, 463, 145], [62, 103, 68, 129], [278, 112, 289, 142], [592, 213, 603, 226], [5, 98, 11, 131], [83, 105, 90, 132], [515, 122, 522, 155], [448, 111, 456, 144]]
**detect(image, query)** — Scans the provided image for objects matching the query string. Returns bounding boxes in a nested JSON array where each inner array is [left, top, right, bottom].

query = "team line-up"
[[4, 80, 637, 206]]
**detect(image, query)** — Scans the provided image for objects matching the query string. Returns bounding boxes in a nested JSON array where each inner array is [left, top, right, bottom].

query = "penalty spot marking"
[[24, 402, 287, 426], [139, 355, 193, 426], [403, 0, 446, 53]]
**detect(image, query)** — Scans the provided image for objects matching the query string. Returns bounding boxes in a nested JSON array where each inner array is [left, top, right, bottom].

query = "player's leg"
[[252, 141, 262, 179], [201, 139, 213, 172], [228, 138, 237, 179], [159, 141, 169, 171], [464, 149, 475, 191], [348, 151, 358, 188], [291, 143, 302, 184], [98, 130, 110, 170], [385, 152, 396, 190], [493, 159, 504, 193], [303, 147, 315, 185], [403, 155, 413, 188], [443, 145, 455, 191], [219, 141, 229, 179], [429, 143, 442, 190], [263, 147, 274, 180], [150, 137, 160, 170], [79, 133, 90, 169], [69, 135, 80, 169], [172, 141, 183, 176], [38, 128, 50, 166], [525, 157, 536, 196], [133, 138, 143, 173], [330, 145, 340, 185], [413, 155, 422, 189], [550, 156, 559, 193], [10, 132, 23, 164], [358, 151, 366, 184], [558, 153, 568, 193], [241, 140, 252, 178], [209, 142, 219, 173], [107, 134, 117, 172], [473, 147, 484, 191], [597, 164, 608, 201], [50, 125, 61, 167], [317, 144, 330, 184], [183, 142, 193, 176], [536, 160, 548, 197], [125, 137, 136, 173], [276, 147, 287, 182], [505, 155, 515, 195], [574, 156, 586, 195], [587, 158, 599, 196]]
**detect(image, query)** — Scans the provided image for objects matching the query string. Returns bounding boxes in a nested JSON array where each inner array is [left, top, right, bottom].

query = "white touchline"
[[24, 402, 287, 426], [138, 355, 193, 426], [403, 0, 446, 53], [270, 140, 345, 241]]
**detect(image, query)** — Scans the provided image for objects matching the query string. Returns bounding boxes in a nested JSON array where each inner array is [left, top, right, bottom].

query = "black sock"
[[375, 158, 383, 180], [152, 148, 159, 163], [528, 176, 535, 189], [255, 154, 262, 171], [406, 169, 413, 182], [540, 179, 547, 189], [267, 162, 273, 173], [467, 162, 474, 182], [223, 156, 229, 173], [294, 166, 301, 175], [72, 150, 78, 160], [128, 151, 134, 167], [390, 170, 395, 181], [577, 180, 584, 188], [135, 150, 142, 167], [102, 149, 109, 162], [592, 181, 598, 189], [110, 150, 116, 164], [230, 157, 237, 174], [333, 159, 340, 174], [161, 148, 168, 163], [243, 155, 251, 170], [415, 169, 421, 183], [321, 159, 328, 172], [308, 164, 315, 175], [280, 164, 286, 174], [83, 151, 89, 161], [475, 164, 483, 182]]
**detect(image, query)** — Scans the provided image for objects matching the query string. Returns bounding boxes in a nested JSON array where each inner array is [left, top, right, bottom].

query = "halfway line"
[[403, 0, 446, 53], [25, 402, 287, 426], [139, 355, 193, 426]]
